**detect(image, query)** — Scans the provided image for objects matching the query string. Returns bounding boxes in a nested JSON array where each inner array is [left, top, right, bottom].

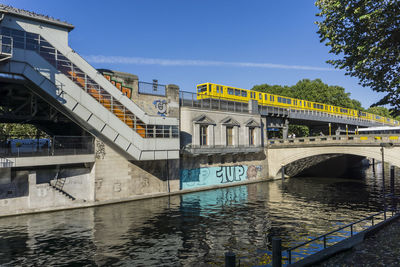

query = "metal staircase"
[[0, 26, 179, 160], [49, 170, 75, 201]]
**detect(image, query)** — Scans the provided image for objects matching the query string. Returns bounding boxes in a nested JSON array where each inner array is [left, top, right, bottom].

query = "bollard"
[[281, 166, 285, 180], [390, 166, 395, 195], [272, 237, 282, 267], [390, 166, 396, 212], [225, 251, 236, 267]]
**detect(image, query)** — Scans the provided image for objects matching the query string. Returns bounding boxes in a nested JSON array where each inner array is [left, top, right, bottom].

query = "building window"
[[226, 126, 233, 146], [200, 125, 208, 146], [249, 127, 255, 146]]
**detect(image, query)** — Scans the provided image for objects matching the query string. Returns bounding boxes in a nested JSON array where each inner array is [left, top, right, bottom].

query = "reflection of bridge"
[[267, 134, 400, 178]]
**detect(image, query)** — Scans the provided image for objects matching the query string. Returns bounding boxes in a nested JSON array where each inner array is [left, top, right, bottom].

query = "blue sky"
[[3, 0, 385, 108]]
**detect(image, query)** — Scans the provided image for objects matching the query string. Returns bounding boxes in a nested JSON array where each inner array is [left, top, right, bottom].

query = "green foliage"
[[315, 0, 400, 115], [252, 78, 364, 110], [289, 125, 309, 137], [0, 123, 42, 138], [366, 106, 392, 118]]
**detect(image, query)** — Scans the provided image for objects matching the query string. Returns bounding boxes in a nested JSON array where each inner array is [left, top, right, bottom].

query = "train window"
[[287, 99, 291, 104], [241, 90, 247, 97], [228, 88, 234, 95], [259, 93, 262, 100], [216, 86, 219, 94], [265, 94, 268, 100], [270, 95, 274, 101], [340, 108, 348, 113], [235, 89, 240, 96], [197, 85, 207, 93], [278, 97, 282, 103]]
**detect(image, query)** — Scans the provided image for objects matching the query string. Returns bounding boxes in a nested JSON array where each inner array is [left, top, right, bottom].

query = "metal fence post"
[[225, 251, 236, 267], [272, 237, 282, 267]]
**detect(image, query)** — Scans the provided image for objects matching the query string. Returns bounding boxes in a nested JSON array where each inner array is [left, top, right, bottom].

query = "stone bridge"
[[267, 135, 400, 178]]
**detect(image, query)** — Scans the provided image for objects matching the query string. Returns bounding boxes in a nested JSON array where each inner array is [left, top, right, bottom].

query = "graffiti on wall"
[[180, 165, 262, 190], [153, 99, 168, 116], [103, 73, 133, 98]]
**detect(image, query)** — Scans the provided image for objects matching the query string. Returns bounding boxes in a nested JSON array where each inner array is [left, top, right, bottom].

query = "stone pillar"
[[166, 84, 180, 117], [248, 99, 259, 114], [235, 126, 240, 146], [208, 124, 215, 147], [282, 119, 289, 139], [0, 168, 11, 185], [193, 123, 199, 146], [335, 126, 341, 136], [28, 171, 36, 195]]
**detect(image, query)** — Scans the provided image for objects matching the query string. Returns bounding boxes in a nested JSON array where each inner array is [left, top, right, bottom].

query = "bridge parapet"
[[268, 134, 400, 148]]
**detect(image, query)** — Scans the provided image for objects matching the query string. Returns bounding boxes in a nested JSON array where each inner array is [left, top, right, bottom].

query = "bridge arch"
[[267, 146, 400, 178]]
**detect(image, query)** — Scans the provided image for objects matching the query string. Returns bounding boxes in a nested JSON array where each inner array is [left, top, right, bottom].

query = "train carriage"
[[196, 83, 398, 126]]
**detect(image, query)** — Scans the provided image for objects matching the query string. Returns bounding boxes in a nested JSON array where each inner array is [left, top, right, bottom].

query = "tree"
[[366, 106, 392, 118], [315, 0, 400, 115], [0, 123, 41, 139], [252, 79, 363, 110]]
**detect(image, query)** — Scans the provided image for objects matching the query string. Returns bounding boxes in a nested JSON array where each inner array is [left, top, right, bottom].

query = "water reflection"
[[0, 164, 397, 266]]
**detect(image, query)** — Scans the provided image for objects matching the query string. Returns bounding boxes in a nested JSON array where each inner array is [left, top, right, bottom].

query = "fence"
[[279, 210, 395, 265], [0, 135, 95, 157], [138, 81, 166, 96]]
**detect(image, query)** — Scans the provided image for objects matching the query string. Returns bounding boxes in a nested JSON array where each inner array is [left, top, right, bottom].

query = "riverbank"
[[317, 215, 400, 266], [0, 176, 274, 218]]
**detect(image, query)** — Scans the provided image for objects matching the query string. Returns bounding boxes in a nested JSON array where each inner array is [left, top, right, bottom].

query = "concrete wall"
[[98, 69, 179, 118], [0, 171, 73, 216], [94, 140, 180, 202], [180, 107, 263, 148], [180, 151, 268, 190]]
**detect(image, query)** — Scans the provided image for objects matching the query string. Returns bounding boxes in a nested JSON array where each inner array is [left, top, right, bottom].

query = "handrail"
[[267, 134, 400, 147], [285, 210, 393, 264]]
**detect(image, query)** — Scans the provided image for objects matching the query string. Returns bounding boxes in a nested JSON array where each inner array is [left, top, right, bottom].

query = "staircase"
[[0, 24, 179, 161], [49, 170, 76, 201]]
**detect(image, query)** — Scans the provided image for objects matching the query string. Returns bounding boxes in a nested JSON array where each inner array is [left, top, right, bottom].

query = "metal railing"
[[178, 90, 393, 127], [284, 210, 394, 265], [0, 35, 12, 61], [0, 26, 177, 139], [138, 81, 166, 96], [180, 91, 249, 113], [0, 135, 95, 157], [267, 134, 400, 147], [290, 109, 387, 126]]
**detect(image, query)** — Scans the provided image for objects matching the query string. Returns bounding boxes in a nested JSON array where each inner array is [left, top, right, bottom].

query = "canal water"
[[0, 163, 398, 266]]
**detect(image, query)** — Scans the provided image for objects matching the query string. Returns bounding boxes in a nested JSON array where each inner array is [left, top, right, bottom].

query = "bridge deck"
[[268, 134, 400, 148]]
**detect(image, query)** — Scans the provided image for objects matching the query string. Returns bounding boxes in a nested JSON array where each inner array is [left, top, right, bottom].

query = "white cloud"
[[84, 55, 335, 71]]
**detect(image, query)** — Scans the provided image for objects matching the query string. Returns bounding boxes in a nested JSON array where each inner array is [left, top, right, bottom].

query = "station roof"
[[0, 4, 74, 31]]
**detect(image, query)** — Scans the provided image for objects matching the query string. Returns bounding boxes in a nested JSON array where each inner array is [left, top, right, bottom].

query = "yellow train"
[[197, 82, 399, 126]]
